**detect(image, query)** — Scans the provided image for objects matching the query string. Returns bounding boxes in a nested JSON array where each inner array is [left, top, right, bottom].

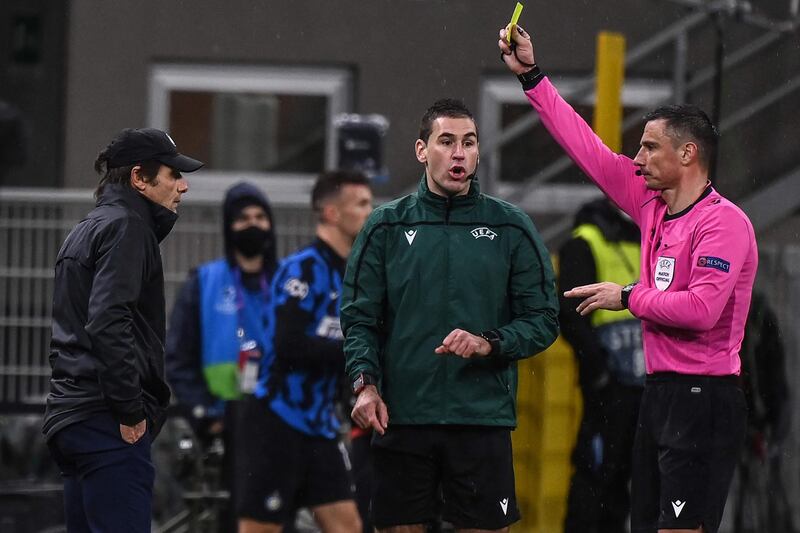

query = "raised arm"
[[498, 25, 650, 223]]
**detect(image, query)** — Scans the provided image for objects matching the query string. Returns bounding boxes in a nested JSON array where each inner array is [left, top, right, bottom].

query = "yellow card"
[[506, 2, 524, 44]]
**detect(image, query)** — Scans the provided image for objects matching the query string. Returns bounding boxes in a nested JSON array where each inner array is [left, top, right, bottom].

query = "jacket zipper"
[[443, 195, 453, 422]]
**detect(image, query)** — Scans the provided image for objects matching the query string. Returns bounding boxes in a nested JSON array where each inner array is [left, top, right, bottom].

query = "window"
[[149, 65, 352, 191]]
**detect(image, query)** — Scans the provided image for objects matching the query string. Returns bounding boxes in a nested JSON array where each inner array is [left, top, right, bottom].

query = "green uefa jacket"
[[341, 176, 559, 427]]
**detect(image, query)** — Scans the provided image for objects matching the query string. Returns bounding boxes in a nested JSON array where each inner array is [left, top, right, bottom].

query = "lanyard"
[[232, 268, 269, 341]]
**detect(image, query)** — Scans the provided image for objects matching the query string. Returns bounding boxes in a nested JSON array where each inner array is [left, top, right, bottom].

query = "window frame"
[[148, 64, 353, 199]]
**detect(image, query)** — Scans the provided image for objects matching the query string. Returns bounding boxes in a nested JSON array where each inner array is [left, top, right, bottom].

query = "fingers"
[[376, 401, 389, 435], [120, 425, 138, 444], [500, 25, 529, 44], [498, 30, 513, 54], [575, 297, 599, 316], [351, 393, 389, 435], [563, 283, 602, 298], [120, 420, 147, 444], [436, 329, 481, 358]]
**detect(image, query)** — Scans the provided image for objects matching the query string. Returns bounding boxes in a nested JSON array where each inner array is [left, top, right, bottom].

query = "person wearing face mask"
[[237, 170, 373, 533], [43, 128, 203, 532], [165, 181, 277, 532]]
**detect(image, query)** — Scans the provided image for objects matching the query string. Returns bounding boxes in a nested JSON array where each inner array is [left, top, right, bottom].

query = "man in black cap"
[[43, 128, 203, 532]]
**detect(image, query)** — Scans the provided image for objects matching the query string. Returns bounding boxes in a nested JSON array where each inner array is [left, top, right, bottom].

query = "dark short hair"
[[643, 105, 719, 169], [93, 153, 162, 198], [311, 170, 371, 212], [418, 98, 477, 143]]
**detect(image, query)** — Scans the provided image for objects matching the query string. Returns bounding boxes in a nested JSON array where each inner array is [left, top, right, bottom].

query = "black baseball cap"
[[105, 128, 204, 172]]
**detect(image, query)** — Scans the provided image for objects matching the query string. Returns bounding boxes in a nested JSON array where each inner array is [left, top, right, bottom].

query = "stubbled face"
[[633, 119, 683, 191], [231, 205, 271, 232], [138, 165, 188, 212], [416, 116, 479, 197], [331, 183, 373, 241]]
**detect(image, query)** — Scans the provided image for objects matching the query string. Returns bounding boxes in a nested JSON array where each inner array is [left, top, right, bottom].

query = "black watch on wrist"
[[517, 65, 543, 90], [352, 373, 377, 395], [621, 282, 638, 309], [479, 329, 502, 357]]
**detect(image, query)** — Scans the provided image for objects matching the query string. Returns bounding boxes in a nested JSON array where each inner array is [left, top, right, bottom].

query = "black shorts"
[[371, 425, 520, 530], [630, 373, 747, 533], [235, 395, 355, 523]]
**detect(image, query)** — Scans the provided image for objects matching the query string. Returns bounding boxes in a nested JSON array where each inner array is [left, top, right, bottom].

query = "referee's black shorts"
[[631, 372, 747, 533], [371, 424, 520, 530]]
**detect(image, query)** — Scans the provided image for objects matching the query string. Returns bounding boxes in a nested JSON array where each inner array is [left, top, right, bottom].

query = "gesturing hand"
[[563, 282, 624, 316], [351, 386, 389, 435], [435, 329, 491, 359], [120, 419, 147, 444], [498, 24, 536, 74]]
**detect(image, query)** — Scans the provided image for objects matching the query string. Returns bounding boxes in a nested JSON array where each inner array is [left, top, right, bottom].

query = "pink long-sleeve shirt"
[[526, 77, 757, 376]]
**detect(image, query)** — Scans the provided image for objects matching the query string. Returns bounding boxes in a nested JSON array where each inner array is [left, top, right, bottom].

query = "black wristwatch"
[[621, 282, 638, 309], [517, 65, 544, 90], [352, 373, 377, 395], [479, 329, 502, 357]]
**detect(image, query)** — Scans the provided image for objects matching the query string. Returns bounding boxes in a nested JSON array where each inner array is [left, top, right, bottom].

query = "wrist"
[[517, 65, 543, 90], [479, 329, 502, 357], [621, 282, 638, 309], [352, 372, 378, 395], [358, 384, 378, 397]]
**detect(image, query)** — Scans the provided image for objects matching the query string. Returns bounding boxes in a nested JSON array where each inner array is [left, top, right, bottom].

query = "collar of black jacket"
[[417, 173, 480, 211], [97, 184, 179, 243]]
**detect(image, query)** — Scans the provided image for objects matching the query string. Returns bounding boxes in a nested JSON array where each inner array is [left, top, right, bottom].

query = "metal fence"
[[0, 187, 316, 410]]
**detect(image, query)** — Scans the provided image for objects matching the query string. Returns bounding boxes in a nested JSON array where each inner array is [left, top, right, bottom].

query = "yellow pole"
[[593, 32, 626, 152]]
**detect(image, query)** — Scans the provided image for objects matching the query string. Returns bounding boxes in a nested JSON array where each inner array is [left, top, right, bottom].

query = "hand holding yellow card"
[[506, 2, 524, 44]]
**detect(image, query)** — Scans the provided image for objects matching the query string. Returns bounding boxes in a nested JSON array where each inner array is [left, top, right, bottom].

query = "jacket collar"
[[417, 173, 480, 212], [97, 184, 178, 243]]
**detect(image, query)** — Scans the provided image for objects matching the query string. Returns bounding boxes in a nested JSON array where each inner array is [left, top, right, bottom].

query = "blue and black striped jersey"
[[255, 239, 346, 438]]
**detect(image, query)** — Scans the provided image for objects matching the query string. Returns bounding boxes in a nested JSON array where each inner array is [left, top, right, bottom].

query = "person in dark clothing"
[[730, 292, 793, 533], [165, 181, 278, 532], [560, 198, 644, 533], [237, 170, 372, 533], [42, 128, 203, 532]]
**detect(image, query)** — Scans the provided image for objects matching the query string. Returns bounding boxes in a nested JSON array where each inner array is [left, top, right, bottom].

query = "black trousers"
[[564, 382, 643, 533]]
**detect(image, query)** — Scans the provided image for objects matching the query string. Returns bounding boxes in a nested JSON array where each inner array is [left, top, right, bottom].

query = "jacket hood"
[[573, 198, 639, 242], [222, 182, 277, 269]]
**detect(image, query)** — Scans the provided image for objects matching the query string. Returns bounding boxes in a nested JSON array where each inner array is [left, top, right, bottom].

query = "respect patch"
[[697, 256, 730, 273]]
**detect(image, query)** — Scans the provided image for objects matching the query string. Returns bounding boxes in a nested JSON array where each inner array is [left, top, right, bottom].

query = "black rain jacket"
[[43, 184, 178, 441]]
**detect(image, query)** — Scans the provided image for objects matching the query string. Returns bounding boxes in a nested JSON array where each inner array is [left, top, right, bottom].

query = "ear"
[[681, 142, 698, 165], [129, 165, 147, 191], [321, 202, 339, 225], [415, 139, 428, 164]]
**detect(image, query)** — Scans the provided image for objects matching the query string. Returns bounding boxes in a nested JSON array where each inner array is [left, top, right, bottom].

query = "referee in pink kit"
[[499, 24, 756, 533]]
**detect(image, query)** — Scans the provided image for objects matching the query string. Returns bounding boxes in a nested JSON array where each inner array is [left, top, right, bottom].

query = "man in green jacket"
[[341, 98, 559, 532]]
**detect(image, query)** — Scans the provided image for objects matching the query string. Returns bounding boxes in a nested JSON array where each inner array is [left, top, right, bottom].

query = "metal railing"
[[0, 188, 316, 409]]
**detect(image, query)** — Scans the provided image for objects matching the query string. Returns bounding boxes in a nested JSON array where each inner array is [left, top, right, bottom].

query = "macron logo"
[[499, 498, 509, 515], [671, 500, 686, 517], [404, 230, 417, 245]]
